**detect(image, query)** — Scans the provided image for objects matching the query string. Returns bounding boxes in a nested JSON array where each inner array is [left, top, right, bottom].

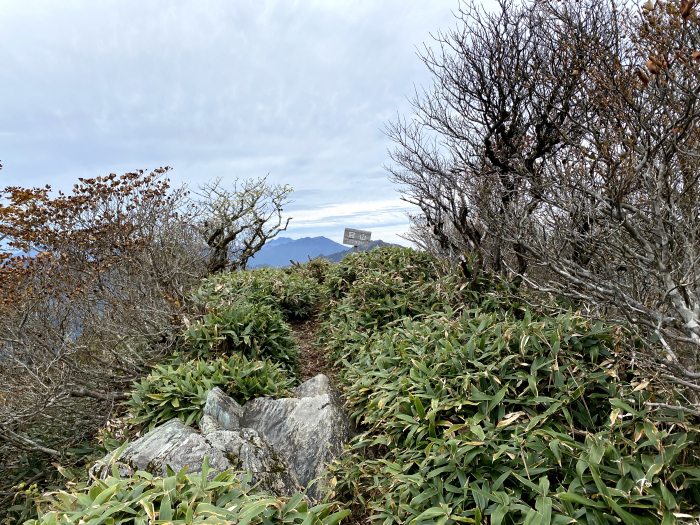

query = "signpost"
[[342, 228, 372, 253]]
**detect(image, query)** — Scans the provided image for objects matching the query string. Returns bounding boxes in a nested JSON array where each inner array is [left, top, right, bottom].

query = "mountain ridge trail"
[[289, 312, 337, 384]]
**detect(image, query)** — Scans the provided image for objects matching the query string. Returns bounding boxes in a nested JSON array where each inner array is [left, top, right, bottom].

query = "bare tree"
[[389, 0, 700, 407], [196, 177, 292, 274], [516, 0, 700, 386], [400, 212, 467, 266], [387, 0, 606, 275]]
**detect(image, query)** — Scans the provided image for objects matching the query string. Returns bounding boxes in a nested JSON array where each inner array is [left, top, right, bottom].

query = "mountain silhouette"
[[249, 236, 346, 268], [259, 237, 295, 250]]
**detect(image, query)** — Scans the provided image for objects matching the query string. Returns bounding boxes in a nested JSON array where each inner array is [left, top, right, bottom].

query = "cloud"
[[0, 0, 457, 244], [286, 199, 414, 244]]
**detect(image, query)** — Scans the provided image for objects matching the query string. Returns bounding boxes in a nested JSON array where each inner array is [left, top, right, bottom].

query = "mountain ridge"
[[249, 237, 401, 268], [249, 236, 346, 268]]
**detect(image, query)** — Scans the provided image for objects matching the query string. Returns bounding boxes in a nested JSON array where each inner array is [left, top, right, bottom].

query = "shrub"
[[318, 278, 449, 366], [126, 354, 296, 431], [318, 248, 447, 364], [314, 247, 700, 523], [329, 310, 700, 524], [323, 246, 440, 301], [182, 298, 299, 369], [26, 460, 350, 525], [318, 248, 521, 365], [293, 256, 332, 284], [191, 267, 321, 321]]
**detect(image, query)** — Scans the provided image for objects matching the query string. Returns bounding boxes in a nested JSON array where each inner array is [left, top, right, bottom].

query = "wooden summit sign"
[[343, 228, 372, 248]]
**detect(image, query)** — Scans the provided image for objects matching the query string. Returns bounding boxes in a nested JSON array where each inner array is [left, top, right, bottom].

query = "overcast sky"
[[0, 0, 460, 245]]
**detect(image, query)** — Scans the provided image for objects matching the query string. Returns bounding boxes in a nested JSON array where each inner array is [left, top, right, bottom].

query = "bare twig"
[[69, 387, 130, 401], [646, 402, 700, 417]]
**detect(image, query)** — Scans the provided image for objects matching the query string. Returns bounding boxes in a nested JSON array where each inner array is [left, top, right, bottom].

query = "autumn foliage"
[[0, 164, 292, 501]]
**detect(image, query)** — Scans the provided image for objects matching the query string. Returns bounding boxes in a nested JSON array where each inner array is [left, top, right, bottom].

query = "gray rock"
[[90, 418, 299, 497], [90, 375, 353, 501], [199, 414, 224, 435], [295, 374, 333, 399], [203, 387, 243, 430], [241, 374, 353, 501], [161, 428, 300, 495], [90, 419, 196, 480]]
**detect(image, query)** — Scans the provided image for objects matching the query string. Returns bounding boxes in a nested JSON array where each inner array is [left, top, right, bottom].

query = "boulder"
[[90, 419, 196, 480], [161, 428, 299, 495], [90, 418, 299, 496], [90, 375, 353, 501], [295, 374, 332, 399], [241, 374, 354, 501]]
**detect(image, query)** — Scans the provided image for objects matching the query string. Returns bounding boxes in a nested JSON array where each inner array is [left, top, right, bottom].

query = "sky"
[[0, 0, 460, 245]]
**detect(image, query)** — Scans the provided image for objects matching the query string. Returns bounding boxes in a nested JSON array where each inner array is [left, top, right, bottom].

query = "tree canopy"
[[389, 0, 700, 402]]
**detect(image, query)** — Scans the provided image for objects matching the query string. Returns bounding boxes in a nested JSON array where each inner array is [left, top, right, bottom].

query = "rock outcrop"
[[241, 374, 354, 500], [90, 418, 299, 495], [91, 375, 352, 500], [90, 418, 196, 480]]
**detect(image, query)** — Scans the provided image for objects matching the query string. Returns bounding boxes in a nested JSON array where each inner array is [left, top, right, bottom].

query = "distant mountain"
[[321, 240, 399, 263], [259, 237, 294, 250], [249, 236, 346, 268]]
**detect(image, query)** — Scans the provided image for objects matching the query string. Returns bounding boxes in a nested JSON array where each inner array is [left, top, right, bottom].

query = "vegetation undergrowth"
[[0, 433, 103, 525], [177, 266, 325, 376], [319, 247, 700, 524], [25, 459, 349, 525], [181, 298, 299, 370], [16, 263, 337, 525], [17, 248, 700, 525], [126, 354, 296, 431], [190, 267, 322, 322]]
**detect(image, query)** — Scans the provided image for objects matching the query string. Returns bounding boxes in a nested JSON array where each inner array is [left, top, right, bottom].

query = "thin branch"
[[69, 387, 130, 401], [646, 402, 700, 417]]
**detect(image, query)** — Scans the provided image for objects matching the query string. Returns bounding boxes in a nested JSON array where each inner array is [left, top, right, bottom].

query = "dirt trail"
[[289, 313, 337, 383]]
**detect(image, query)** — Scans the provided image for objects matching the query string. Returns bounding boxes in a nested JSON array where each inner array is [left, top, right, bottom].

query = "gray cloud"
[[0, 0, 458, 244]]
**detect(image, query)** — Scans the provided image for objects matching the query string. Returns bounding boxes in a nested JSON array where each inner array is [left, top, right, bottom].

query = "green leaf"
[[491, 504, 509, 525], [159, 494, 173, 522], [412, 394, 426, 419], [237, 499, 275, 525], [609, 399, 641, 416], [92, 484, 119, 507], [488, 386, 508, 412], [661, 510, 676, 525], [322, 510, 351, 525], [283, 492, 304, 513], [605, 496, 644, 525], [414, 506, 447, 521], [556, 492, 606, 509]]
